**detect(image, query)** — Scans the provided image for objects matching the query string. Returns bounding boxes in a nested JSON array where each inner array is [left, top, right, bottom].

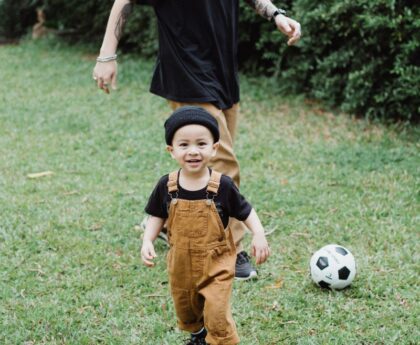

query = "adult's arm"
[[92, 0, 134, 93], [244, 0, 301, 46]]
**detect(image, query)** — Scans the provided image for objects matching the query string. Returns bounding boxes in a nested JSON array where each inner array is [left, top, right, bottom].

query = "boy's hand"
[[141, 240, 157, 267], [251, 232, 270, 265]]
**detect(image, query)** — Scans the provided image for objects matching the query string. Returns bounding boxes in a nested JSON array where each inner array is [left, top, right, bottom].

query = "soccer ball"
[[310, 244, 356, 290]]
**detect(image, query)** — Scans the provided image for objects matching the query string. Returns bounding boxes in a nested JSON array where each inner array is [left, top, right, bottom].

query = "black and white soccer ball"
[[310, 244, 356, 290]]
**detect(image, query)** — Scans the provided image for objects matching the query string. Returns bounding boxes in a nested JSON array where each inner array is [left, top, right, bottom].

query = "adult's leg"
[[223, 103, 240, 143], [221, 103, 246, 253]]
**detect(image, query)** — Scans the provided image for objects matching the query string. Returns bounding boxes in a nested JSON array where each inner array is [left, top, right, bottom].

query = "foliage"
[[0, 0, 418, 120], [0, 0, 40, 39], [255, 0, 420, 121]]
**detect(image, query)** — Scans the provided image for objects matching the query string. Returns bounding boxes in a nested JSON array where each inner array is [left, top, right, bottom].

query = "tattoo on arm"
[[114, 1, 134, 41], [244, 0, 277, 20]]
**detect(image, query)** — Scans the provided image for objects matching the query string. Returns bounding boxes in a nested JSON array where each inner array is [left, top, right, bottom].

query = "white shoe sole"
[[234, 270, 258, 281]]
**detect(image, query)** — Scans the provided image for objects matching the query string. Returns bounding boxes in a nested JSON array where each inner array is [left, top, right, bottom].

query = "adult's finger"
[[287, 21, 302, 46], [103, 82, 110, 94], [98, 77, 110, 94]]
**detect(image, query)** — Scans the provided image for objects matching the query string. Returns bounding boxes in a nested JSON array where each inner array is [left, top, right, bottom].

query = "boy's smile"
[[167, 124, 219, 176]]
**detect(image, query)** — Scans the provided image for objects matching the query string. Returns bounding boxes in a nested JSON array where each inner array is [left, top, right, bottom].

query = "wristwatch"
[[272, 8, 287, 21]]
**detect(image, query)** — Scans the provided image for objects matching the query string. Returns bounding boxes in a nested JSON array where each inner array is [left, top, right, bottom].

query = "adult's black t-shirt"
[[140, 0, 240, 110], [144, 171, 252, 228]]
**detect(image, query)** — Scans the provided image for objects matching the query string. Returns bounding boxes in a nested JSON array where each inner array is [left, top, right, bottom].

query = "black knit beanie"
[[164, 106, 220, 145]]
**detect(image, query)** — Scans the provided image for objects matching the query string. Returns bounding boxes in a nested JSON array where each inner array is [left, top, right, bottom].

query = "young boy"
[[141, 106, 270, 345]]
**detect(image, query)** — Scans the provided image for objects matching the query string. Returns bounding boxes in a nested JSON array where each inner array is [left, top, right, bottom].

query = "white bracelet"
[[96, 54, 117, 63]]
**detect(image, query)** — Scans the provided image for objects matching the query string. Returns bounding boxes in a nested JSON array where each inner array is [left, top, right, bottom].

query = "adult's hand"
[[275, 15, 301, 46], [92, 60, 118, 94]]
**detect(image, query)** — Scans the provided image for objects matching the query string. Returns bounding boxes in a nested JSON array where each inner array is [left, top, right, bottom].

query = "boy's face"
[[167, 124, 219, 174]]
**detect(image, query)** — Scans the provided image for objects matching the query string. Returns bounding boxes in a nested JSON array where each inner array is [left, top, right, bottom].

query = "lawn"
[[0, 39, 419, 345]]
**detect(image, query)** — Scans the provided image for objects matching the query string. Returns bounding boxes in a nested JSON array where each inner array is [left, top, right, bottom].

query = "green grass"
[[0, 39, 419, 345]]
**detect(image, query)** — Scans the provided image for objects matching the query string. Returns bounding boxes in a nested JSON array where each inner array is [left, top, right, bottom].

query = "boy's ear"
[[166, 145, 175, 158], [212, 142, 220, 157]]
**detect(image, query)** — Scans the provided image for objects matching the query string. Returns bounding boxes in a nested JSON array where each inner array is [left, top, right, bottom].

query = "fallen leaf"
[[264, 228, 277, 236], [280, 320, 298, 325], [27, 171, 54, 179], [265, 278, 284, 290], [270, 300, 280, 311], [291, 232, 310, 238], [63, 190, 79, 196], [396, 293, 409, 308], [89, 223, 102, 231]]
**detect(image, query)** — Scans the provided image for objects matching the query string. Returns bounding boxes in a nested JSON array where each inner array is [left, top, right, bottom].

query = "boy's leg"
[[199, 272, 239, 344], [171, 286, 205, 333]]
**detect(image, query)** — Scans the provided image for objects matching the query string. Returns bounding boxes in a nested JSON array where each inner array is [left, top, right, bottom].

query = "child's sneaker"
[[139, 216, 169, 246], [184, 328, 208, 345], [235, 251, 258, 281]]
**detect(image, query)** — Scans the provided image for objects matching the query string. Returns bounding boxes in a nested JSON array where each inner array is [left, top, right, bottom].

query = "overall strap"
[[167, 170, 179, 194], [206, 170, 222, 195]]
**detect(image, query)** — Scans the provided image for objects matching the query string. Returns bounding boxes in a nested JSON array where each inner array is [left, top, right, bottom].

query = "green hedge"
[[0, 0, 39, 40], [1, 0, 418, 121], [255, 0, 420, 121]]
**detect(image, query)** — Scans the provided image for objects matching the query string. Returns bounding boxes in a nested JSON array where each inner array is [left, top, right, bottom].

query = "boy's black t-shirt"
[[140, 0, 240, 110], [145, 171, 252, 228]]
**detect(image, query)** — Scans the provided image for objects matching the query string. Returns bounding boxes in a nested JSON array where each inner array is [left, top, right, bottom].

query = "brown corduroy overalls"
[[166, 170, 240, 345]]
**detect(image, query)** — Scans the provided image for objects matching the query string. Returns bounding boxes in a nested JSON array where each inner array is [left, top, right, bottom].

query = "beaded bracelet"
[[96, 54, 117, 63]]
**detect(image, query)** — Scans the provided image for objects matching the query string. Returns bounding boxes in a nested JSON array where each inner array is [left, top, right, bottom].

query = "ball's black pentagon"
[[338, 266, 351, 280], [335, 246, 348, 256], [318, 280, 331, 289], [316, 256, 329, 270]]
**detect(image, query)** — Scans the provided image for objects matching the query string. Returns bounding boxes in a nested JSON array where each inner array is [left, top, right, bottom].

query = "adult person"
[[93, 0, 301, 281]]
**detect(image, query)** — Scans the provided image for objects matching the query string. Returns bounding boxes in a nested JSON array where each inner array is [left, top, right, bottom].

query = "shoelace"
[[236, 251, 250, 264]]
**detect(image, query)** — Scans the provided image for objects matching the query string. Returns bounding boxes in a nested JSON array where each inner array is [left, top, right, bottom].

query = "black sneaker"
[[235, 251, 258, 281], [139, 216, 169, 246], [184, 328, 208, 345]]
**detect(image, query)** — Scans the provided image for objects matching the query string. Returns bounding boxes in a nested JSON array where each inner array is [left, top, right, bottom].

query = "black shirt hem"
[[150, 88, 239, 111]]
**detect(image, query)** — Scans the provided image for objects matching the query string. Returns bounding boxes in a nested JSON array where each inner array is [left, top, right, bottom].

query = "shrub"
[[249, 0, 420, 121], [41, 0, 157, 57], [0, 0, 39, 40]]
